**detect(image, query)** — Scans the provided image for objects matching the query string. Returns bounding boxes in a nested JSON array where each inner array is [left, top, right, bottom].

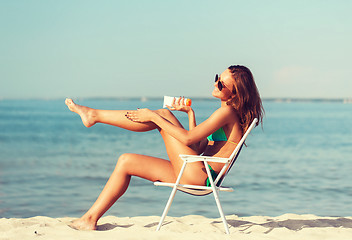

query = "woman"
[[65, 65, 264, 230]]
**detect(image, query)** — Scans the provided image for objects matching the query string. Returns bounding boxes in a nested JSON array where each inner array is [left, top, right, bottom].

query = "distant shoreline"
[[1, 97, 352, 103], [263, 97, 352, 103]]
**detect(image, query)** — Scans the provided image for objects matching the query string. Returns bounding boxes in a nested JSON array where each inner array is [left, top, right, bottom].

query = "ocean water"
[[0, 99, 351, 219]]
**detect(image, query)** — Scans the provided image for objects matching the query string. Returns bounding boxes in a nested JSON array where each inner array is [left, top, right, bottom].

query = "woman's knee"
[[154, 109, 181, 126], [155, 108, 173, 119], [116, 153, 135, 171]]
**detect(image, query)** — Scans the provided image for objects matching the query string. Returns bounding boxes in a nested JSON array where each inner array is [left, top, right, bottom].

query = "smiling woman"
[[65, 65, 264, 230]]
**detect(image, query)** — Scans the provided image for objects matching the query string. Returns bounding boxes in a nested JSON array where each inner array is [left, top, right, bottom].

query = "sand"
[[1, 214, 352, 240]]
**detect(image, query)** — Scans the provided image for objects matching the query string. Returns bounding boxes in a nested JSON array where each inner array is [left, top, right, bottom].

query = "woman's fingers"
[[181, 97, 185, 105], [125, 108, 153, 122], [177, 97, 181, 105], [172, 97, 185, 109], [166, 97, 189, 112], [125, 110, 140, 122], [125, 111, 134, 121]]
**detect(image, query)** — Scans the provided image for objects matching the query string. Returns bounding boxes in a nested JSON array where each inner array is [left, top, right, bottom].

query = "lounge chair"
[[154, 118, 258, 234]]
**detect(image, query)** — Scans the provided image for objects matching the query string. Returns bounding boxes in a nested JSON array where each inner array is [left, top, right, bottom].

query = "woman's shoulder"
[[216, 105, 238, 116], [211, 105, 239, 123]]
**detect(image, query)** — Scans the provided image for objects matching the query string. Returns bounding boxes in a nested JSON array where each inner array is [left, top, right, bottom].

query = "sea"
[[0, 98, 351, 219]]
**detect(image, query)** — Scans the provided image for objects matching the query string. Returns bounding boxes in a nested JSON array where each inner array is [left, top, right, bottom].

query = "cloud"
[[264, 64, 352, 98], [273, 65, 316, 84], [262, 65, 324, 98]]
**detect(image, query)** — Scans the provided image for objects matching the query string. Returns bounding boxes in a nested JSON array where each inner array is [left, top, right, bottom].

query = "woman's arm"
[[166, 97, 196, 130], [153, 106, 234, 145], [128, 105, 235, 146], [187, 108, 196, 130], [167, 98, 201, 152]]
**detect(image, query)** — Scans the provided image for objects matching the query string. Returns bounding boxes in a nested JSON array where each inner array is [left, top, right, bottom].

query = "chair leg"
[[204, 162, 230, 234], [156, 161, 187, 231], [156, 182, 177, 231], [212, 185, 230, 234]]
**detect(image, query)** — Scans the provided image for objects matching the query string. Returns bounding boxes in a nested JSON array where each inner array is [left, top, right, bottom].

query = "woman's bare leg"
[[65, 99, 207, 184], [65, 98, 159, 131], [70, 153, 177, 230], [67, 102, 207, 230], [155, 109, 207, 185]]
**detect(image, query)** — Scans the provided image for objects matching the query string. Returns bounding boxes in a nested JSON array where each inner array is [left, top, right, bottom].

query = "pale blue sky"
[[1, 0, 351, 99]]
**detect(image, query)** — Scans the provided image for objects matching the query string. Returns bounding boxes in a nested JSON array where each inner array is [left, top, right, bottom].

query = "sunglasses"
[[215, 74, 236, 94], [215, 74, 224, 91]]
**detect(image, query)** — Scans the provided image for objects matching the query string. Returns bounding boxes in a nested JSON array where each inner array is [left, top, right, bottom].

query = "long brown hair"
[[226, 65, 264, 133]]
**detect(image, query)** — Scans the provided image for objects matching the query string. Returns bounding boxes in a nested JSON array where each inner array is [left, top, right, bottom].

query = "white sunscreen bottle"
[[163, 96, 192, 108]]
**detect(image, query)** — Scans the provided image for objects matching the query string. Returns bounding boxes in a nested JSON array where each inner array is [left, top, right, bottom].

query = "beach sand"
[[1, 214, 352, 240]]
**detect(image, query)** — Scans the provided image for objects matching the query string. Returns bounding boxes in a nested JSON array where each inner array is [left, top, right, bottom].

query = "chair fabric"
[[154, 118, 258, 234]]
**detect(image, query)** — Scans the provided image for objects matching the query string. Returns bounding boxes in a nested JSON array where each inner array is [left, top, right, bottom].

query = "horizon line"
[[1, 96, 352, 103]]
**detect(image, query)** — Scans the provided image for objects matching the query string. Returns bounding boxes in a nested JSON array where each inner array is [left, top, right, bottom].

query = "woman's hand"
[[125, 108, 155, 123], [166, 97, 192, 113]]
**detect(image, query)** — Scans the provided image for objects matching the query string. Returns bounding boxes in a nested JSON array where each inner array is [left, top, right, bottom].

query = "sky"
[[0, 0, 351, 99]]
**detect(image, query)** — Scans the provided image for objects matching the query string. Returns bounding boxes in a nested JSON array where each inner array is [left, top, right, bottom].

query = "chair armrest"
[[179, 154, 230, 163]]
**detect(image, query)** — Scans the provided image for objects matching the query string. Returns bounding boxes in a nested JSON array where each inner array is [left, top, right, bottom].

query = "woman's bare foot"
[[69, 217, 97, 231], [65, 98, 96, 127]]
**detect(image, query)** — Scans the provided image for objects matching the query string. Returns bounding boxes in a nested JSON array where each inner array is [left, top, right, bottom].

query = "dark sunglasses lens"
[[218, 81, 223, 91], [215, 74, 218, 82]]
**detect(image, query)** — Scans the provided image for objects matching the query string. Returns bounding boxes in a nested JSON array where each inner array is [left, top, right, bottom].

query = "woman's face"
[[212, 69, 235, 101]]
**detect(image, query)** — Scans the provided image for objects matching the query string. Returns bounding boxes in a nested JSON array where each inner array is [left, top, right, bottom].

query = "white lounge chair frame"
[[154, 118, 258, 234]]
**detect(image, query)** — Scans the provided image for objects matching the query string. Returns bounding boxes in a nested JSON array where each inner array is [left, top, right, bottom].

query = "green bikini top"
[[207, 127, 228, 141]]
